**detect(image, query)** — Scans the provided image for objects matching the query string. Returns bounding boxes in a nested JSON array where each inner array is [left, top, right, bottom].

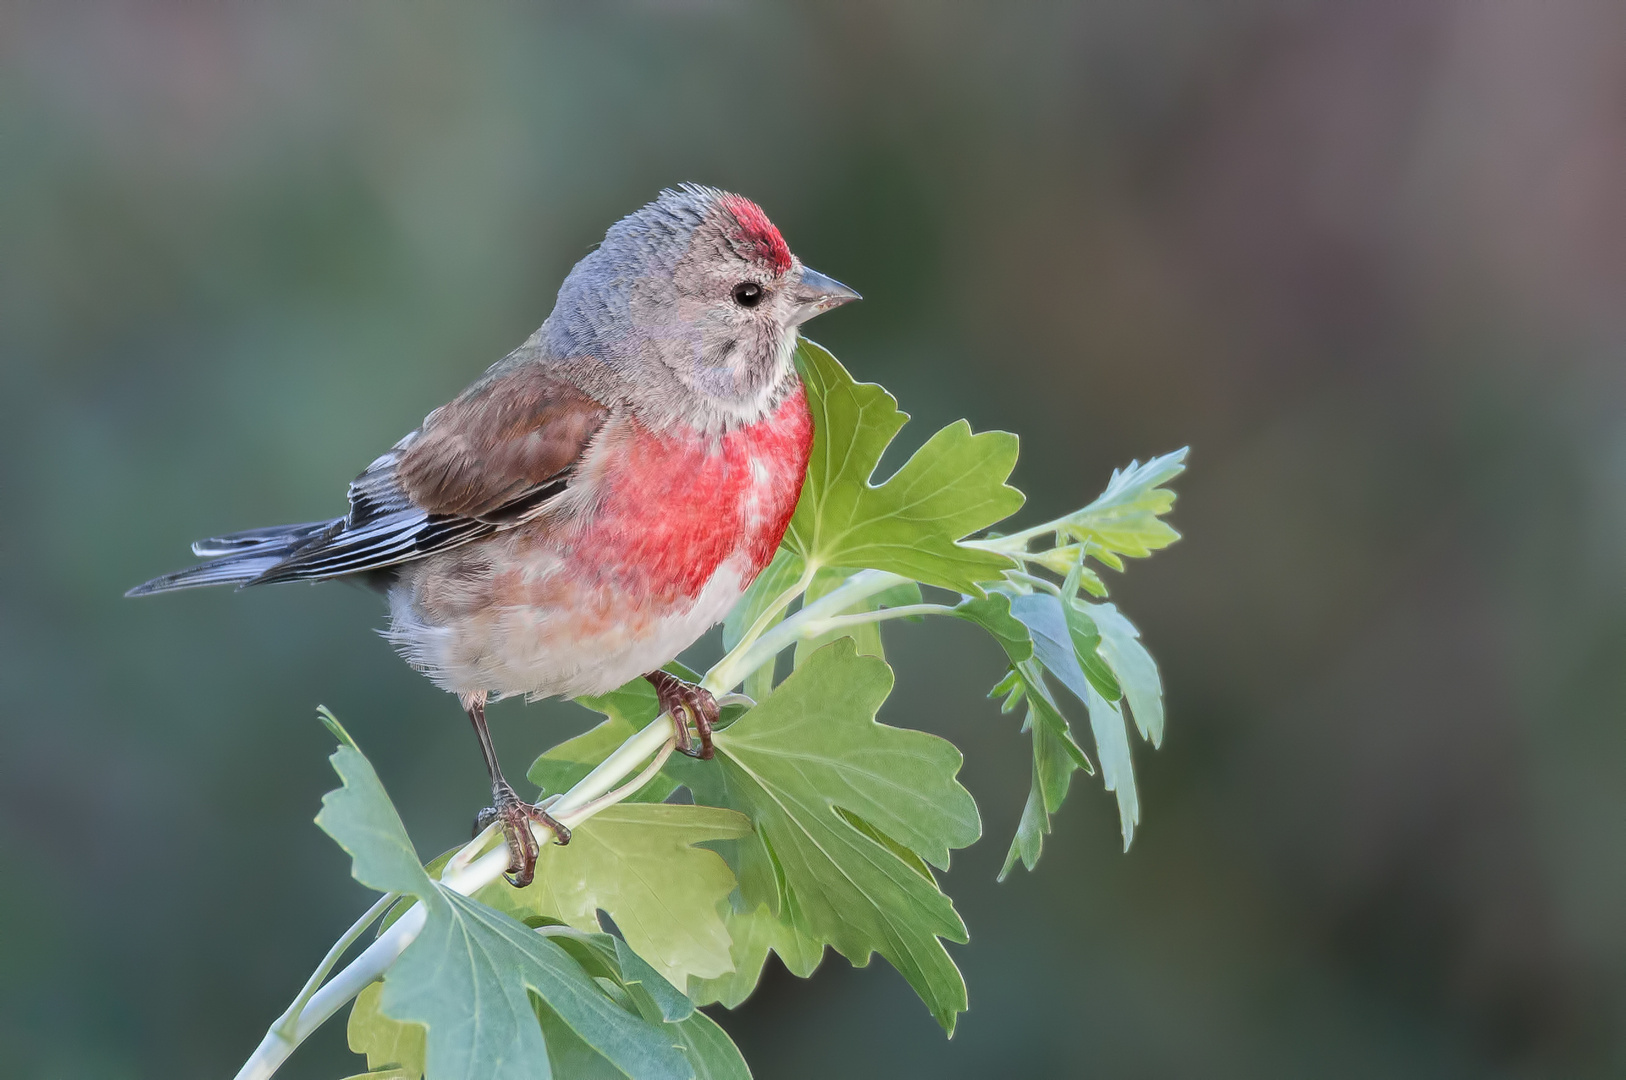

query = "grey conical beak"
[[792, 265, 861, 324]]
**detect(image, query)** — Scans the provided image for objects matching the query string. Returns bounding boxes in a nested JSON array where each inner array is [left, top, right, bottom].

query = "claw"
[[478, 780, 570, 888], [645, 670, 719, 760]]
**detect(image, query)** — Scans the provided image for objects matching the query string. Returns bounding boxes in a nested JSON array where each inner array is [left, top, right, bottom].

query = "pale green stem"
[[705, 569, 912, 693], [553, 740, 676, 824], [234, 904, 428, 1080], [965, 523, 1058, 552], [730, 560, 818, 659], [967, 506, 1115, 556], [999, 545, 1066, 566], [271, 890, 398, 1041], [800, 603, 957, 636], [1003, 570, 1061, 595], [534, 924, 601, 944], [549, 715, 677, 818]]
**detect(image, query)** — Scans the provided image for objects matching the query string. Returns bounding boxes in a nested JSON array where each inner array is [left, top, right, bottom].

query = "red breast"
[[564, 383, 813, 602]]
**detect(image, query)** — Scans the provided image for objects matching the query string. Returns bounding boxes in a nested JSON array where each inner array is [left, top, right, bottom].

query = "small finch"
[[129, 185, 859, 886]]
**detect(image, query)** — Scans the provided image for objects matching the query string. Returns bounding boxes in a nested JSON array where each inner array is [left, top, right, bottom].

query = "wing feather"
[[248, 364, 607, 586]]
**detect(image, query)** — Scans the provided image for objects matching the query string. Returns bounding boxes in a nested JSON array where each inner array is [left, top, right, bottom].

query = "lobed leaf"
[[689, 902, 824, 1009], [382, 892, 691, 1080], [1063, 448, 1187, 570], [668, 1008, 753, 1080], [668, 640, 981, 1032], [1010, 594, 1140, 850], [951, 593, 1034, 663], [315, 712, 435, 899], [1063, 600, 1124, 703], [315, 719, 699, 1080], [1089, 601, 1164, 747], [348, 980, 426, 1079], [474, 804, 752, 990], [785, 339, 1024, 594]]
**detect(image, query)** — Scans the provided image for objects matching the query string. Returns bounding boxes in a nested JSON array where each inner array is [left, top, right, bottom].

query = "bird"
[[128, 185, 859, 886]]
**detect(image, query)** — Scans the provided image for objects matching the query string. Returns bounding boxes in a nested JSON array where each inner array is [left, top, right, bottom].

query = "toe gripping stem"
[[475, 780, 570, 888], [645, 670, 718, 760]]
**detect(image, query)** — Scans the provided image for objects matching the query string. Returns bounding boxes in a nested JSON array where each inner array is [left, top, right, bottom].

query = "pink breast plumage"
[[571, 383, 812, 602]]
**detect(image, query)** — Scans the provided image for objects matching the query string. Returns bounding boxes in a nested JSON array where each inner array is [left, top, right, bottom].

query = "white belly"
[[386, 551, 750, 703]]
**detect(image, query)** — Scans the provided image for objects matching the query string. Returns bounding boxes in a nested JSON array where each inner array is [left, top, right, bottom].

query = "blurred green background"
[[4, 2, 1626, 1077]]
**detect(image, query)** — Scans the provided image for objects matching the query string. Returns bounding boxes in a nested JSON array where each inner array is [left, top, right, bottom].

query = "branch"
[[704, 569, 912, 692]]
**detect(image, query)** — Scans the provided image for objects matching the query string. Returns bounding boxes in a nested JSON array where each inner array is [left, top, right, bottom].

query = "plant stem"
[[705, 569, 912, 692], [965, 523, 1054, 552], [549, 715, 676, 817], [1003, 570, 1062, 595], [271, 890, 398, 1041], [732, 560, 818, 658], [554, 740, 676, 823], [233, 901, 430, 1080], [801, 603, 957, 636]]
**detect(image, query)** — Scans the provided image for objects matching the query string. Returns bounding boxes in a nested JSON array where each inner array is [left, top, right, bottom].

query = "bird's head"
[[543, 185, 860, 429]]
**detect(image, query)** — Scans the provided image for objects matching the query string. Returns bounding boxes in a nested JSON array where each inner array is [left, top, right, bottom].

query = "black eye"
[[732, 281, 764, 308]]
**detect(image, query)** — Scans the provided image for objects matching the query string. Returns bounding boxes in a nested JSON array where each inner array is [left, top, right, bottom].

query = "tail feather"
[[125, 554, 287, 597], [190, 520, 333, 557], [127, 518, 342, 597]]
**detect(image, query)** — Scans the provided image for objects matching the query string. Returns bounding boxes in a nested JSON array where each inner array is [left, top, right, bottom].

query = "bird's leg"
[[644, 670, 718, 760], [465, 695, 569, 888]]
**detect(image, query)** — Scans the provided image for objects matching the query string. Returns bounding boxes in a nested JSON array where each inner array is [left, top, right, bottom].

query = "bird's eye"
[[732, 281, 764, 308]]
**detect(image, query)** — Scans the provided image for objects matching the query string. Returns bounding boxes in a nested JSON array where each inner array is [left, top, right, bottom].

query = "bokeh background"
[[4, 2, 1626, 1076]]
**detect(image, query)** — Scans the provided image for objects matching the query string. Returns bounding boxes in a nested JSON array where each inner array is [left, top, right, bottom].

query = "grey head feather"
[[534, 185, 809, 432]]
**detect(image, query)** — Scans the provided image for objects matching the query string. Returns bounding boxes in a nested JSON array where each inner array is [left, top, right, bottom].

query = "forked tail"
[[125, 519, 339, 596]]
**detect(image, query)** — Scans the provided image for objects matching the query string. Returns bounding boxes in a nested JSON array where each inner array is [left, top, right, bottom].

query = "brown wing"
[[249, 363, 607, 585], [396, 365, 606, 519]]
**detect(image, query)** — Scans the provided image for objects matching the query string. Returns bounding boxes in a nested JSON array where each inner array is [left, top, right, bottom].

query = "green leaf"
[[1010, 594, 1140, 850], [383, 889, 692, 1080], [669, 639, 980, 1032], [315, 738, 434, 900], [989, 667, 1025, 713], [785, 339, 1024, 594], [1064, 448, 1187, 570], [689, 902, 824, 1009], [1062, 600, 1123, 702], [999, 768, 1048, 882], [531, 936, 748, 1080], [835, 806, 935, 882], [1021, 669, 1086, 811], [669, 1008, 752, 1080], [348, 980, 425, 1080], [1089, 601, 1164, 747], [316, 720, 694, 1080], [610, 936, 696, 1023], [952, 593, 1034, 663], [475, 803, 752, 990], [533, 1001, 630, 1080], [954, 590, 1088, 773], [947, 590, 1099, 872]]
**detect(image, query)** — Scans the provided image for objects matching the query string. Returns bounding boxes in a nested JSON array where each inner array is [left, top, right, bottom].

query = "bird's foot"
[[645, 670, 718, 760], [474, 780, 570, 888]]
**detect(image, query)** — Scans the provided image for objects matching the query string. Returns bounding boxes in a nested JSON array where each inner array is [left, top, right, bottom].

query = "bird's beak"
[[791, 265, 861, 324]]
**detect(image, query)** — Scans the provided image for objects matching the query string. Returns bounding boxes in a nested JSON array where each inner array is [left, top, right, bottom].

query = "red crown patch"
[[718, 194, 793, 275]]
